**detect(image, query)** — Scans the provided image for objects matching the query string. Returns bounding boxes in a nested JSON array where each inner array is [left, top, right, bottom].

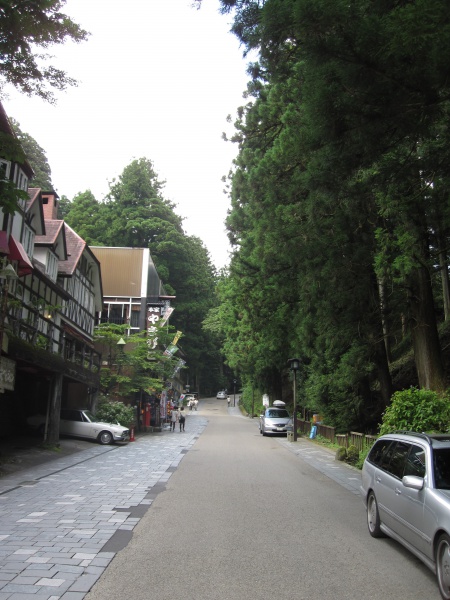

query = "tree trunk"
[[438, 245, 450, 321], [408, 265, 445, 391], [374, 336, 393, 408], [378, 276, 392, 363]]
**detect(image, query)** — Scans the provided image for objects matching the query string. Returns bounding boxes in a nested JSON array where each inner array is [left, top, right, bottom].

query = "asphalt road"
[[85, 397, 438, 600]]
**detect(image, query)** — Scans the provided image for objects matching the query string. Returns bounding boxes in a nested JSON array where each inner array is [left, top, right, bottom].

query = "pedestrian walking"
[[193, 399, 198, 411], [170, 408, 178, 431], [179, 407, 186, 432]]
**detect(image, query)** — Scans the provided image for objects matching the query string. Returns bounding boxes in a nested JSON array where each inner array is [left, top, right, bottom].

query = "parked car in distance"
[[28, 409, 130, 445], [259, 402, 290, 436], [216, 391, 227, 399], [360, 431, 450, 599]]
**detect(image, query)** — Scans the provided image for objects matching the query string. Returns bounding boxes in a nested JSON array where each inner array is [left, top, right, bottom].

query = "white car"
[[28, 409, 130, 445], [216, 391, 227, 399], [60, 409, 130, 444]]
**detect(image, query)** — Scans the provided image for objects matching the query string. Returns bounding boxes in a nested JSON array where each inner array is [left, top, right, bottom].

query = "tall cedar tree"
[[10, 118, 52, 189], [217, 0, 450, 430]]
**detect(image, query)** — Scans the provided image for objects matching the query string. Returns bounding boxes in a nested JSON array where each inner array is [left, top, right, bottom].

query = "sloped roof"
[[34, 220, 67, 260], [59, 223, 85, 276], [90, 246, 168, 299], [60, 224, 103, 310], [0, 101, 14, 136], [26, 188, 46, 236]]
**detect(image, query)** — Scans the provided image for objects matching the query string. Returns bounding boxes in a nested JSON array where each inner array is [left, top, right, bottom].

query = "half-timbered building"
[[0, 102, 103, 442]]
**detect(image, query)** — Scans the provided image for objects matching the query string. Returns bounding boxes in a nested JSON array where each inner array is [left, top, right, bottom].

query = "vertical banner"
[[146, 304, 161, 351]]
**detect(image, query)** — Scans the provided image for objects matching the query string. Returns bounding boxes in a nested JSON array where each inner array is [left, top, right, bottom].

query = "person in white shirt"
[[170, 408, 178, 431]]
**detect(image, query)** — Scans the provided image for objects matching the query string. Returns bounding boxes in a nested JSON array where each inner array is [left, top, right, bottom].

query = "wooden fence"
[[298, 419, 378, 451]]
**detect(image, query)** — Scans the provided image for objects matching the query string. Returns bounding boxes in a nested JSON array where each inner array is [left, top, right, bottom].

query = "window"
[[433, 449, 450, 490], [0, 158, 11, 180], [368, 439, 394, 467], [130, 309, 140, 327], [22, 225, 34, 257], [388, 442, 411, 478], [404, 445, 426, 478], [15, 169, 28, 191], [61, 409, 82, 422], [46, 251, 58, 280], [266, 409, 289, 418]]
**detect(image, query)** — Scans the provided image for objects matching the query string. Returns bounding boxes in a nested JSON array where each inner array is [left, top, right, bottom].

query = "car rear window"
[[433, 449, 450, 489]]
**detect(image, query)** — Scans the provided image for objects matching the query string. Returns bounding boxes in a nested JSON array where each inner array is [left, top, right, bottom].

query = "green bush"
[[335, 446, 347, 461], [95, 399, 135, 427], [346, 444, 359, 465], [379, 387, 450, 435], [356, 445, 371, 470]]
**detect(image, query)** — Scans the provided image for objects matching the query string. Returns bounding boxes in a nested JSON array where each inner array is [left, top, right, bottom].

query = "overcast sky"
[[2, 0, 252, 269]]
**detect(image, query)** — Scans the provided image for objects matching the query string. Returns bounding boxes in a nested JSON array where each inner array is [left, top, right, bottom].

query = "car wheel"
[[98, 431, 113, 445], [436, 534, 450, 600], [367, 491, 384, 538]]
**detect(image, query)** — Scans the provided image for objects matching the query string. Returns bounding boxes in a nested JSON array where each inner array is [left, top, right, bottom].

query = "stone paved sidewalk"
[[0, 417, 207, 600]]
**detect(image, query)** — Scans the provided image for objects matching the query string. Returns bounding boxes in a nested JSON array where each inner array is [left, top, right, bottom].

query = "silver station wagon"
[[360, 432, 450, 599]]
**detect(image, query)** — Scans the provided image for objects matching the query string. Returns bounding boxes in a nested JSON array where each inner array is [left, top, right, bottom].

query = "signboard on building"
[[146, 303, 175, 353]]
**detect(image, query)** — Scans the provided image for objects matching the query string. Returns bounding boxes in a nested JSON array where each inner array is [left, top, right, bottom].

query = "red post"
[[130, 426, 135, 442]]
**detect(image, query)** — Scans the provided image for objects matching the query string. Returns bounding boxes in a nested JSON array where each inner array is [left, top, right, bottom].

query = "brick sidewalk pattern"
[[0, 417, 207, 600]]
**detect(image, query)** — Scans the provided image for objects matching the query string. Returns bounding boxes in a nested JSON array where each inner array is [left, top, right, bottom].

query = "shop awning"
[[8, 235, 33, 276]]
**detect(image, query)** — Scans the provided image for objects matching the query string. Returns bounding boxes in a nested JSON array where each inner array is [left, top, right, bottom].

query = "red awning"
[[8, 235, 33, 277]]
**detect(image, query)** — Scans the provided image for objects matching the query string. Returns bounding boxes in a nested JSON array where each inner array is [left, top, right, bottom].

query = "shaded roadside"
[[0, 434, 99, 478]]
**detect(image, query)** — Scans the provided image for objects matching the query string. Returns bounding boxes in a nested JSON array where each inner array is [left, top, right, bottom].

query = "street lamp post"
[[116, 337, 126, 396], [288, 358, 301, 441], [233, 379, 237, 407]]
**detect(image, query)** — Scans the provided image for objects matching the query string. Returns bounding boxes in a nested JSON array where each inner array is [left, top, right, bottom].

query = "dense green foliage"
[[0, 129, 29, 213], [62, 158, 222, 395], [95, 398, 136, 428], [10, 118, 53, 189], [0, 0, 88, 102], [379, 388, 450, 435], [212, 0, 450, 432], [94, 323, 184, 401]]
